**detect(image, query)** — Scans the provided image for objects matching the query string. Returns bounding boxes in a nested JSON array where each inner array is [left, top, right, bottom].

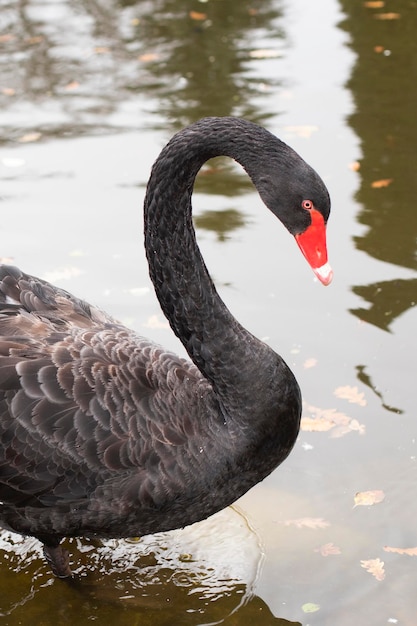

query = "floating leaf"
[[371, 178, 393, 188], [249, 49, 282, 59], [383, 545, 417, 556], [364, 1, 385, 6], [334, 385, 367, 406], [301, 403, 366, 437], [284, 125, 319, 139], [354, 490, 385, 508], [314, 543, 341, 557], [360, 558, 385, 581], [189, 10, 207, 20], [283, 517, 330, 530], [374, 45, 385, 53], [303, 357, 317, 369], [301, 416, 334, 432], [17, 132, 42, 143], [0, 34, 15, 43], [374, 12, 400, 19], [302, 603, 320, 613], [138, 52, 159, 63]]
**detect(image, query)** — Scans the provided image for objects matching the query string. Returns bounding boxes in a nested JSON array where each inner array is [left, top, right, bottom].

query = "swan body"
[[0, 117, 331, 577]]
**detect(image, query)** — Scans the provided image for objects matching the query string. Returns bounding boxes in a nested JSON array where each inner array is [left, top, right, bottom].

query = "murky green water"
[[0, 0, 416, 624]]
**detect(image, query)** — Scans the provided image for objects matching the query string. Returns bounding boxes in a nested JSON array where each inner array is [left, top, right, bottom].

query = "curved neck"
[[144, 118, 282, 404]]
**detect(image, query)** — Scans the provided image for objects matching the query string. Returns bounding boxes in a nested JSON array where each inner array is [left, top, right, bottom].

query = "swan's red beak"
[[295, 208, 333, 286]]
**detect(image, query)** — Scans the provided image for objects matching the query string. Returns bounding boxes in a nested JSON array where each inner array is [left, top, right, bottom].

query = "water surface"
[[0, 0, 416, 624]]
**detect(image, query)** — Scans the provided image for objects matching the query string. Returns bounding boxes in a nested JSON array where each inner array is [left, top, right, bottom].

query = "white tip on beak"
[[313, 262, 333, 286]]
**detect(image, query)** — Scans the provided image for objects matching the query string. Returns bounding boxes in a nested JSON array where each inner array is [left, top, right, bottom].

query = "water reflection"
[[0, 507, 298, 625], [0, 0, 284, 143], [338, 1, 417, 329]]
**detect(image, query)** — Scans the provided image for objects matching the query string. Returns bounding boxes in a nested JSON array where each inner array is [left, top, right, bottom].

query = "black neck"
[[143, 118, 286, 408]]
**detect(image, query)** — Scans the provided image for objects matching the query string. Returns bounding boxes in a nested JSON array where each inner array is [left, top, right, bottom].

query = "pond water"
[[0, 0, 416, 624]]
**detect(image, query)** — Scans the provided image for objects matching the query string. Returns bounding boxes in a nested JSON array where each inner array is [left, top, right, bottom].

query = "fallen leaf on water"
[[282, 517, 330, 530], [301, 403, 366, 437], [0, 34, 15, 43], [138, 52, 159, 63], [284, 125, 319, 139], [354, 490, 385, 508], [384, 545, 417, 556], [303, 357, 317, 369], [189, 10, 207, 20], [249, 49, 282, 59], [374, 12, 400, 19], [364, 1, 384, 6], [301, 416, 334, 432], [17, 132, 42, 143], [331, 418, 366, 438], [334, 385, 367, 406], [371, 178, 393, 188], [302, 603, 320, 614], [374, 45, 385, 53], [360, 558, 385, 581], [314, 542, 341, 556]]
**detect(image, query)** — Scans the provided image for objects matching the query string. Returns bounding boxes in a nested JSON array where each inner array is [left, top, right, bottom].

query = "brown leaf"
[[383, 545, 417, 556], [371, 178, 393, 188], [374, 12, 400, 19], [374, 45, 385, 53], [301, 416, 334, 432], [249, 49, 282, 59], [0, 34, 15, 43], [282, 517, 330, 530], [364, 1, 385, 7], [189, 10, 207, 21], [138, 53, 159, 63], [301, 403, 366, 437], [360, 558, 385, 581], [315, 542, 341, 556], [354, 490, 385, 508], [334, 385, 367, 406]]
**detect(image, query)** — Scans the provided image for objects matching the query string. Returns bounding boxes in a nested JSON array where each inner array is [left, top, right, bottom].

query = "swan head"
[[255, 150, 332, 286]]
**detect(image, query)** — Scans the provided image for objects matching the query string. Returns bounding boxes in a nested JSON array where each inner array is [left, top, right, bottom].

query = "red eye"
[[302, 200, 313, 210]]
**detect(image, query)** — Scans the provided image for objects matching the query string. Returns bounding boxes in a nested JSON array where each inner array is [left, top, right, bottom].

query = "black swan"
[[0, 117, 332, 578]]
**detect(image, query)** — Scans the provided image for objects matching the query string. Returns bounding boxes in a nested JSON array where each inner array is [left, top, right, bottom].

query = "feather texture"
[[0, 117, 331, 576]]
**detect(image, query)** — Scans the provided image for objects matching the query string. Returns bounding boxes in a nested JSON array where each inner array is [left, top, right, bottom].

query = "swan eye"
[[302, 200, 313, 210]]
